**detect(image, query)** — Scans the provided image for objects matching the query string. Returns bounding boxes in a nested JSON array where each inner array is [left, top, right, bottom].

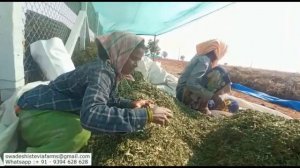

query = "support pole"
[[80, 2, 87, 50], [152, 35, 156, 61], [0, 2, 25, 101]]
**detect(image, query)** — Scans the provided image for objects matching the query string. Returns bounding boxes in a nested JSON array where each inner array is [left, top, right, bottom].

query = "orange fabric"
[[196, 39, 227, 67]]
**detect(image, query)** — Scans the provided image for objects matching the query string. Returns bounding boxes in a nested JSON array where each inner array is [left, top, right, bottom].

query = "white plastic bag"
[[30, 37, 75, 81]]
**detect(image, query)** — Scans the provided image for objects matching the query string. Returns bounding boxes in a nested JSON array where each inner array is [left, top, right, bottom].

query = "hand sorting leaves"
[[151, 105, 173, 126], [132, 99, 155, 108], [132, 99, 173, 126]]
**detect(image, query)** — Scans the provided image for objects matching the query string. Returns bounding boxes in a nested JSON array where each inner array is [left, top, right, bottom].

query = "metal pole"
[[80, 2, 87, 50], [65, 11, 86, 56], [95, 12, 99, 36], [152, 35, 156, 61]]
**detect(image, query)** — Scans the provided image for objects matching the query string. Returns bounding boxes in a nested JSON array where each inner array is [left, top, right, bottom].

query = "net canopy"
[[93, 2, 232, 36]]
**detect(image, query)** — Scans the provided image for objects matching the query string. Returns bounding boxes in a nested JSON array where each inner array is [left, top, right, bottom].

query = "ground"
[[154, 58, 300, 119]]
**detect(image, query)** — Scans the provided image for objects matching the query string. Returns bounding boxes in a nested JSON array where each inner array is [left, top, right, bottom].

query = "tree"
[[180, 55, 185, 61], [145, 39, 161, 60], [161, 51, 168, 58]]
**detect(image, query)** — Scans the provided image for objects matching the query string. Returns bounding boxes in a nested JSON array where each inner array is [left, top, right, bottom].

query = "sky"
[[141, 2, 300, 73]]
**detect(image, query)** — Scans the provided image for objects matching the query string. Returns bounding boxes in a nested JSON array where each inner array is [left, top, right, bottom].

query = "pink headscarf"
[[196, 39, 228, 68], [96, 32, 144, 81]]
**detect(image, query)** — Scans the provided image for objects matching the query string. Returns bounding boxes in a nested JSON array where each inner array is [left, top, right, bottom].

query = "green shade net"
[[93, 2, 233, 36]]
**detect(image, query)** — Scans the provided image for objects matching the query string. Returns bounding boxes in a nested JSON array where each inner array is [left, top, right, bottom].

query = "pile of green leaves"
[[81, 71, 300, 166]]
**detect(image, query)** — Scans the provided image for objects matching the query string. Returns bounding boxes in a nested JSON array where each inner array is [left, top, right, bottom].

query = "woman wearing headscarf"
[[16, 32, 173, 152], [176, 39, 234, 114]]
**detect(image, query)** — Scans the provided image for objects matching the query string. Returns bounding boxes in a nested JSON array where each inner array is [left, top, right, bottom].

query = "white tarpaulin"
[[136, 56, 178, 97]]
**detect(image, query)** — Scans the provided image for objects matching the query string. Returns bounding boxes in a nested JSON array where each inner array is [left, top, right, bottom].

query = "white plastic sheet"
[[220, 94, 292, 119], [136, 57, 178, 97], [0, 81, 50, 155]]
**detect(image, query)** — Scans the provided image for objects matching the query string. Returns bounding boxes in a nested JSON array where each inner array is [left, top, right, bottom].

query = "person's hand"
[[132, 99, 154, 108], [15, 105, 21, 114], [211, 95, 226, 110], [151, 106, 173, 126], [200, 107, 212, 116]]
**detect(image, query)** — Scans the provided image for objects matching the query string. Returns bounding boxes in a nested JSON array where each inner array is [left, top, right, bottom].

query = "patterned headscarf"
[[96, 31, 145, 81], [196, 39, 228, 68]]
